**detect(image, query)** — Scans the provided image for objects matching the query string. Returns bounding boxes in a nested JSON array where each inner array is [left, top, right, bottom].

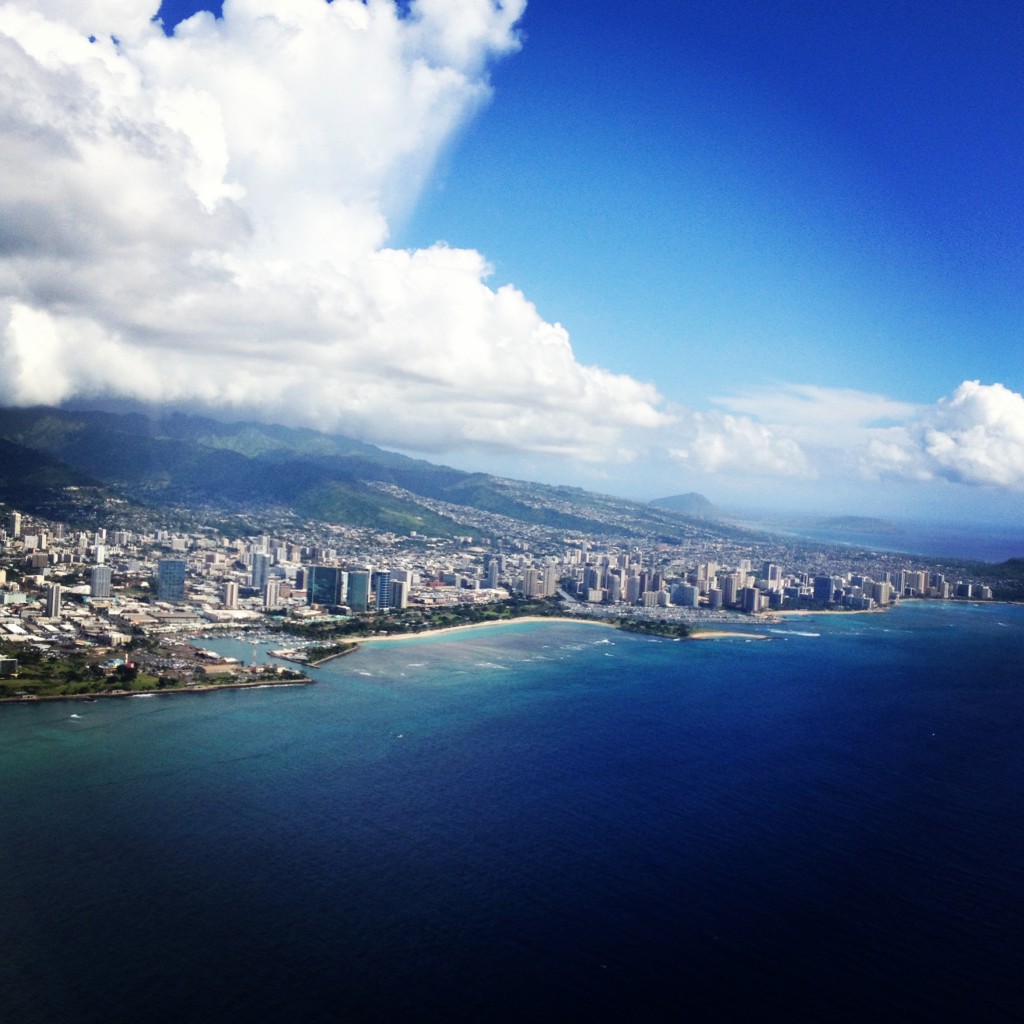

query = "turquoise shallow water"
[[2, 605, 1023, 1022]]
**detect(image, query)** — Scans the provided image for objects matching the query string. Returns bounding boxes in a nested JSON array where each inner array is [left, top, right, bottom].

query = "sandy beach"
[[689, 630, 770, 640], [356, 616, 618, 646], [352, 617, 770, 649]]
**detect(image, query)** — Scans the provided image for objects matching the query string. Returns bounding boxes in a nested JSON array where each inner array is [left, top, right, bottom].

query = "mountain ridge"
[[0, 406, 724, 542]]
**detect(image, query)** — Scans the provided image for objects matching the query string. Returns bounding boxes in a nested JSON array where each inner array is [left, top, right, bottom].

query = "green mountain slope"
[[0, 406, 724, 540]]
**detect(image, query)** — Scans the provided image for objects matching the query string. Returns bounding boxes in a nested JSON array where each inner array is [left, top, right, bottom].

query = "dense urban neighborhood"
[[0, 490, 1006, 700]]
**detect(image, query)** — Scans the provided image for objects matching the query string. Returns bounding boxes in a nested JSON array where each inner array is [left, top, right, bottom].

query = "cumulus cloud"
[[664, 382, 920, 481], [668, 411, 814, 478], [679, 380, 1024, 491], [845, 380, 1024, 489], [3, 2, 1019, 498], [0, 0, 671, 460], [919, 381, 1024, 488]]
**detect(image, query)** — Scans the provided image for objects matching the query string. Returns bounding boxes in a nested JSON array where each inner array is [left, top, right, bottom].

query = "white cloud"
[[846, 380, 1024, 488], [920, 380, 1024, 488], [664, 382, 908, 481], [668, 410, 814, 478], [678, 380, 1024, 491], [712, 383, 919, 432], [3, 2, 1019, 500], [0, 0, 672, 460]]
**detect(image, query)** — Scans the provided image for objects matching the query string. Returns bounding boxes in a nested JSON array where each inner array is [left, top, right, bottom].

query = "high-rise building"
[[307, 565, 344, 607], [521, 568, 543, 598], [390, 579, 408, 609], [8, 511, 21, 537], [90, 565, 112, 599], [718, 574, 737, 605], [222, 581, 239, 609], [157, 558, 187, 603], [346, 570, 370, 611], [375, 570, 392, 610], [263, 580, 282, 610], [45, 583, 62, 619], [251, 552, 270, 590], [760, 563, 783, 591], [542, 568, 558, 597], [812, 576, 835, 605]]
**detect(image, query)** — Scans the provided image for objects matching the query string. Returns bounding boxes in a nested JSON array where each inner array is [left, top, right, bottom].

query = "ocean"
[[2, 603, 1022, 1022], [752, 518, 1024, 564]]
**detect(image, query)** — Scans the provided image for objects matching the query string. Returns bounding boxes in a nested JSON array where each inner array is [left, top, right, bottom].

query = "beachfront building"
[[346, 570, 370, 612], [374, 570, 392, 610]]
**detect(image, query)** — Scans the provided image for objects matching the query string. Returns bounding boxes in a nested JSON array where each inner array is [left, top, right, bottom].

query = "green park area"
[[0, 645, 166, 699]]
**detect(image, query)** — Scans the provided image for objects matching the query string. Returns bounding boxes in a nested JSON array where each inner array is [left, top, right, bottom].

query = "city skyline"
[[1, 1, 1022, 522]]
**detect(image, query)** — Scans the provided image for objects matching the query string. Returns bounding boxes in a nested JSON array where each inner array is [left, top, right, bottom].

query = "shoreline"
[[0, 607, 904, 699], [350, 617, 772, 650], [0, 675, 315, 706], [354, 615, 618, 647], [768, 606, 888, 618], [689, 630, 770, 640], [306, 646, 359, 667]]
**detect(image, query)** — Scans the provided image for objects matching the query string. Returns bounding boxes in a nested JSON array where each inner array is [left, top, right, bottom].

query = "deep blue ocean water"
[[2, 604, 1023, 1022]]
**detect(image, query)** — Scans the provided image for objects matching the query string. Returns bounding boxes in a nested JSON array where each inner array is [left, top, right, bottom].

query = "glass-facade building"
[[307, 566, 344, 607], [346, 570, 370, 612], [157, 558, 187, 603], [374, 570, 391, 610]]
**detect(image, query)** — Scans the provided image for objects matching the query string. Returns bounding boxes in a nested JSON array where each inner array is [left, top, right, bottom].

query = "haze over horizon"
[[2, 1, 1023, 522]]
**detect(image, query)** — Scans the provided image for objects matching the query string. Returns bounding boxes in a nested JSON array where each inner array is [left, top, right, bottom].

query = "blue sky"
[[400, 1, 1024, 403], [4, 1, 1024, 520]]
